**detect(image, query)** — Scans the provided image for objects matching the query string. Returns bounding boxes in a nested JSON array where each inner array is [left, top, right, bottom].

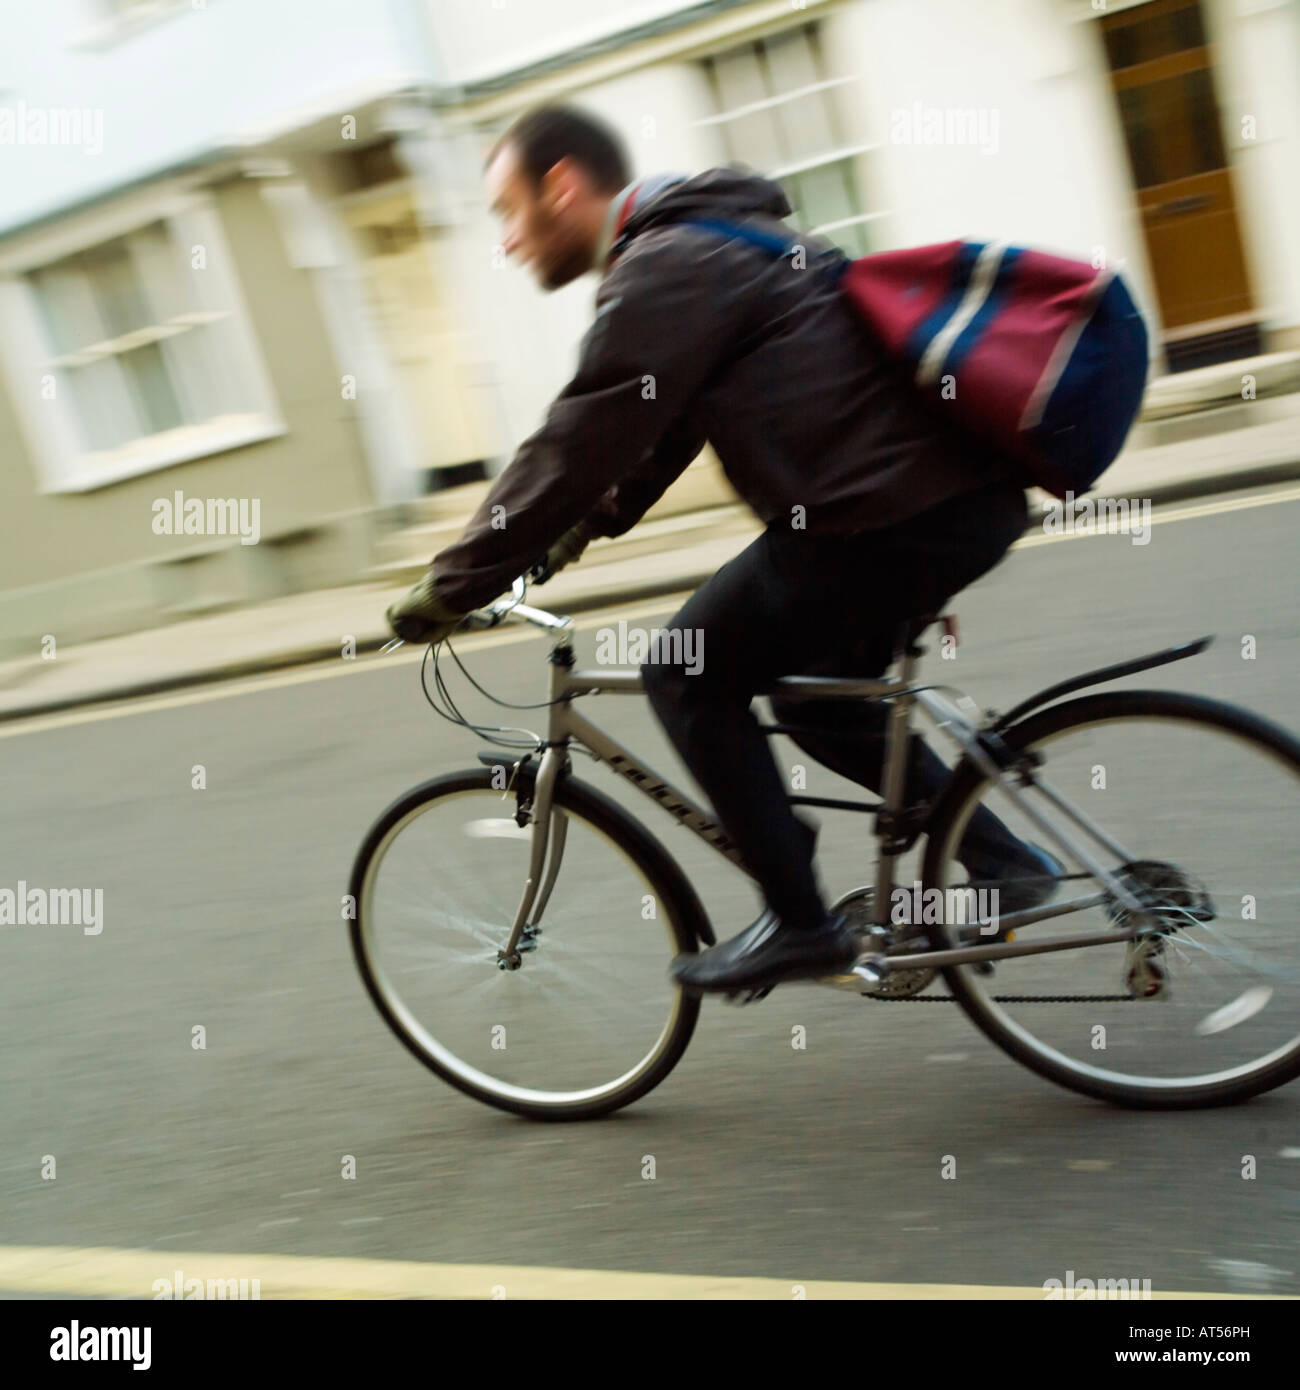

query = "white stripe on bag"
[[1019, 267, 1116, 432], [915, 241, 1007, 388]]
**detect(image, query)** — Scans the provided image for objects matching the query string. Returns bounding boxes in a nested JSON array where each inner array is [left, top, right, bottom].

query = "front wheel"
[[349, 767, 710, 1120], [921, 690, 1300, 1109]]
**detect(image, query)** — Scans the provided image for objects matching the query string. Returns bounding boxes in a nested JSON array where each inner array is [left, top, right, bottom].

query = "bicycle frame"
[[474, 599, 1153, 979]]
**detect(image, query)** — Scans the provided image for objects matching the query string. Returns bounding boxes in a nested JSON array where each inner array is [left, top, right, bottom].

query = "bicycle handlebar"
[[470, 574, 572, 634], [381, 574, 570, 654]]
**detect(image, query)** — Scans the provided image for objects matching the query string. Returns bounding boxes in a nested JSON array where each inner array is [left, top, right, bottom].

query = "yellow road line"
[[0, 1245, 1287, 1300], [2, 482, 1297, 742]]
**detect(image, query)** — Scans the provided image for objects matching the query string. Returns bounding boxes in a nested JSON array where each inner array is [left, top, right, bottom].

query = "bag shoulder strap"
[[616, 212, 850, 277], [678, 217, 800, 258], [679, 217, 851, 283]]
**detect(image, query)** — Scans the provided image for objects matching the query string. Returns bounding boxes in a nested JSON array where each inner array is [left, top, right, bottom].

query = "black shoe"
[[669, 908, 860, 996]]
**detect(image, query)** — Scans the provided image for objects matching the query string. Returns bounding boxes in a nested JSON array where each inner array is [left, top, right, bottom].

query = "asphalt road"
[[2, 484, 1298, 1298]]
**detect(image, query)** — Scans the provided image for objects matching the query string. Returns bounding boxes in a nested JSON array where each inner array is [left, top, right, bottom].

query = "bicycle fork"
[[496, 745, 569, 971]]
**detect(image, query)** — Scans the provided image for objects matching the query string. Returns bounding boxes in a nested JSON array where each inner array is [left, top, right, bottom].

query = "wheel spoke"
[[351, 777, 697, 1115]]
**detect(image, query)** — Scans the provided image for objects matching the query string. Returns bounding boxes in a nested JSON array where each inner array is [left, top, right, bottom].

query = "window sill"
[[46, 414, 287, 494]]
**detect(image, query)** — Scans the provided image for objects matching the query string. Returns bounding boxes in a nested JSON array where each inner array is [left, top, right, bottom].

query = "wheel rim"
[[927, 710, 1300, 1094], [357, 786, 690, 1107]]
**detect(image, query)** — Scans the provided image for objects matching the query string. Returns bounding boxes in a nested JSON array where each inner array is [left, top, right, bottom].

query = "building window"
[[0, 197, 283, 491], [31, 221, 244, 453], [698, 23, 879, 256]]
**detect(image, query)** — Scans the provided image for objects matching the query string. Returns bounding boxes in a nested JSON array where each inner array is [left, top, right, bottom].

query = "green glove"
[[534, 520, 594, 584], [385, 570, 466, 644]]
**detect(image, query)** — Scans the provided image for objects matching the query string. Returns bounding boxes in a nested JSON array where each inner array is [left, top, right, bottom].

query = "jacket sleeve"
[[430, 234, 742, 612], [586, 413, 708, 540]]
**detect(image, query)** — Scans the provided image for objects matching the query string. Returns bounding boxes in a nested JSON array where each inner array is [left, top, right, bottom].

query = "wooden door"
[[1099, 0, 1259, 370]]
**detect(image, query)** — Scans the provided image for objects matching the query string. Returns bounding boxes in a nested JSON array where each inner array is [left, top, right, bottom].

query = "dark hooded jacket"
[[431, 168, 1012, 613]]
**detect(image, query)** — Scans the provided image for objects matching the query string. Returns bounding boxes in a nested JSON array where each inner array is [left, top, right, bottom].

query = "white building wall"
[[1204, 0, 1300, 342], [421, 0, 705, 86]]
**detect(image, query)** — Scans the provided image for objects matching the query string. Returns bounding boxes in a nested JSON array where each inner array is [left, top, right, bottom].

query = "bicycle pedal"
[[851, 959, 887, 988]]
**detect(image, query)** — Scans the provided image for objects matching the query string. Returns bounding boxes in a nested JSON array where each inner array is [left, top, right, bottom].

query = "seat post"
[[870, 631, 926, 923]]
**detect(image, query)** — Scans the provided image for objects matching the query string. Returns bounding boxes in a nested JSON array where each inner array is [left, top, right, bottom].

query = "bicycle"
[[350, 574, 1300, 1120]]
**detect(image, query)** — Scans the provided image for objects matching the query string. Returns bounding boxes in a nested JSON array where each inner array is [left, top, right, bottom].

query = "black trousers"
[[641, 479, 1030, 931]]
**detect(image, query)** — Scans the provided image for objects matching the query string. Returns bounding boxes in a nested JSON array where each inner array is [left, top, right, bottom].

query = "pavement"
[[1, 400, 1298, 723]]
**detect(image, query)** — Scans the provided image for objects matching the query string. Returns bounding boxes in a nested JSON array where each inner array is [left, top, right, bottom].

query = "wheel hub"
[[1105, 859, 1216, 934]]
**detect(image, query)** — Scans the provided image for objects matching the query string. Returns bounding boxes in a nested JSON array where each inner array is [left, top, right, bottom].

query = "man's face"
[[486, 143, 600, 291]]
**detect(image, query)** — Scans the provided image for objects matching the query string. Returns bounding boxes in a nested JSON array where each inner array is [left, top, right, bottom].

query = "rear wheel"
[[349, 767, 709, 1120], [921, 691, 1300, 1109]]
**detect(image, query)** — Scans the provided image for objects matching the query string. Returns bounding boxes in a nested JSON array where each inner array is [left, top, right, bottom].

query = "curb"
[[3, 461, 1296, 725]]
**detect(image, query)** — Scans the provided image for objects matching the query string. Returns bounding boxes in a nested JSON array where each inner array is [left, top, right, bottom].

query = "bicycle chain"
[[866, 993, 1136, 1003]]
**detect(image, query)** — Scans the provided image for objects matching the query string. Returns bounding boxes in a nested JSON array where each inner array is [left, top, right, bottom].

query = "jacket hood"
[[616, 168, 793, 248]]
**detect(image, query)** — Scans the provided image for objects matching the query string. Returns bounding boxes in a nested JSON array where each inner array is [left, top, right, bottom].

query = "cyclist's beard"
[[534, 211, 593, 290]]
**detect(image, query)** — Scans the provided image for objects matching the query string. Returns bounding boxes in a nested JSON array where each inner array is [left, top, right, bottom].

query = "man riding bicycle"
[[386, 104, 1059, 998]]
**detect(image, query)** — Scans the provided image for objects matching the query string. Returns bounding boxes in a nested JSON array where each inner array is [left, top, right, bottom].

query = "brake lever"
[[457, 608, 502, 632], [460, 574, 528, 631]]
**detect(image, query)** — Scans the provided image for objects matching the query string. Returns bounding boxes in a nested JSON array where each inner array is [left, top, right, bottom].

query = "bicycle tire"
[[349, 765, 711, 1120], [921, 689, 1300, 1109]]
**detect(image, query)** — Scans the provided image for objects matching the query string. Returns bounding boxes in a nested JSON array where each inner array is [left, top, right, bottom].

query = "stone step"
[[1140, 350, 1300, 420]]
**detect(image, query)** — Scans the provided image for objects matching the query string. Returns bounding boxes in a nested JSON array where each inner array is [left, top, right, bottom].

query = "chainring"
[[829, 886, 938, 998]]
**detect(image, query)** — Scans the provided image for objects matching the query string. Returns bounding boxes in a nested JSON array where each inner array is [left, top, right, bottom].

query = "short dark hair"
[[488, 105, 631, 194]]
